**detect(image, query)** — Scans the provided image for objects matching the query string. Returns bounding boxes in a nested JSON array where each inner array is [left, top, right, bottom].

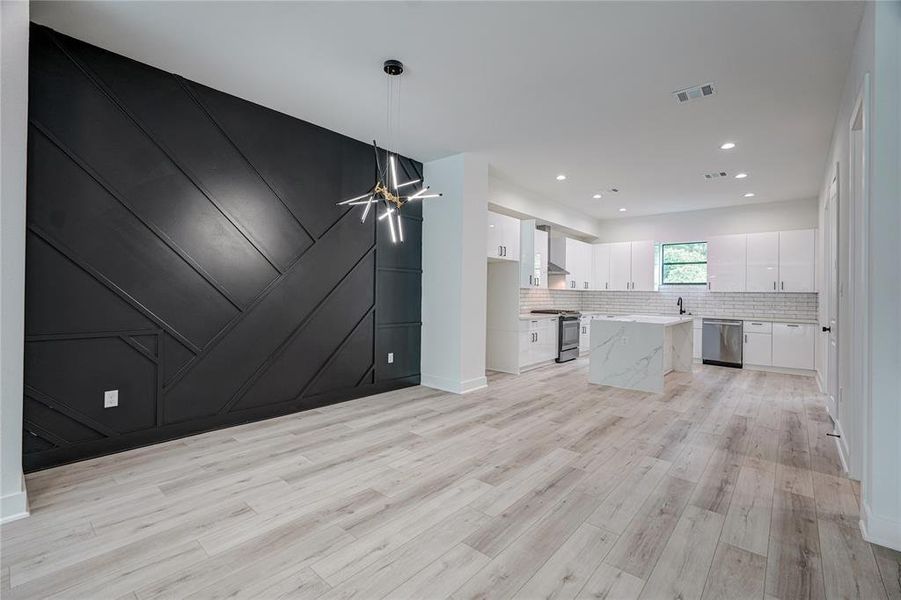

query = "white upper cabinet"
[[519, 221, 547, 288], [487, 211, 519, 261], [564, 238, 592, 290], [592, 243, 612, 291], [778, 229, 816, 292], [630, 241, 655, 291], [746, 232, 780, 292], [609, 242, 633, 290], [707, 234, 747, 292]]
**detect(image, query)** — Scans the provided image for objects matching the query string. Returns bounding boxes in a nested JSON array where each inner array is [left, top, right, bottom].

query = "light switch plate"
[[104, 389, 119, 408], [387, 352, 394, 364]]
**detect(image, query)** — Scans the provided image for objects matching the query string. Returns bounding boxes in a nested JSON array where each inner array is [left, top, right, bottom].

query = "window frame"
[[660, 241, 708, 286]]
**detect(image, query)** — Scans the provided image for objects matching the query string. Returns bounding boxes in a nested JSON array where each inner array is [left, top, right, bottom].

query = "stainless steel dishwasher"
[[702, 319, 743, 368]]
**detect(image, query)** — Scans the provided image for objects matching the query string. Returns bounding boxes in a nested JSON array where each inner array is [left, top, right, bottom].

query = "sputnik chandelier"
[[337, 60, 441, 244]]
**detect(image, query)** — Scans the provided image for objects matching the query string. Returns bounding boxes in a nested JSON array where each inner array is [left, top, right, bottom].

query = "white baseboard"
[[742, 364, 816, 377], [420, 373, 488, 395], [1, 477, 30, 524], [861, 501, 901, 551]]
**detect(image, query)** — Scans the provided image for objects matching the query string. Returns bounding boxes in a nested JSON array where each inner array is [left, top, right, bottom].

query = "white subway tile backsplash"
[[520, 287, 818, 321]]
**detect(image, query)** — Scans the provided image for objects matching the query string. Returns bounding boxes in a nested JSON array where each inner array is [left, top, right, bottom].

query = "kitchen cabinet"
[[630, 240, 655, 291], [579, 316, 591, 353], [519, 221, 548, 288], [487, 211, 519, 261], [519, 318, 558, 367], [778, 229, 816, 292], [707, 234, 747, 292], [746, 232, 780, 292], [693, 318, 702, 360], [592, 244, 612, 291], [772, 322, 815, 369], [609, 242, 633, 290], [564, 238, 592, 290], [743, 320, 773, 367], [607, 241, 654, 291]]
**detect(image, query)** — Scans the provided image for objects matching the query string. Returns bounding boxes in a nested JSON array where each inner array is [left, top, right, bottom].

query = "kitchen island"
[[588, 314, 694, 393]]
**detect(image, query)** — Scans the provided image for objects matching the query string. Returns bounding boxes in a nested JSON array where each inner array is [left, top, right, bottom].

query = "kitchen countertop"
[[594, 314, 694, 326], [578, 311, 818, 324], [519, 313, 567, 320]]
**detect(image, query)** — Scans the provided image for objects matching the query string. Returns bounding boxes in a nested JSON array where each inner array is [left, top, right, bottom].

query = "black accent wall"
[[23, 24, 422, 471]]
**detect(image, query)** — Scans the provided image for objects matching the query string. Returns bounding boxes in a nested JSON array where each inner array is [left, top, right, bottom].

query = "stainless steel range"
[[530, 310, 581, 363]]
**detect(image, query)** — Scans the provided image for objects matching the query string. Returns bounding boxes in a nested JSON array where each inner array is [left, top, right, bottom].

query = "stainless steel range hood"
[[538, 225, 570, 276]]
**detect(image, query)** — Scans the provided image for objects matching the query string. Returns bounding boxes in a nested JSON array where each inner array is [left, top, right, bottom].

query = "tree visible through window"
[[661, 242, 707, 285]]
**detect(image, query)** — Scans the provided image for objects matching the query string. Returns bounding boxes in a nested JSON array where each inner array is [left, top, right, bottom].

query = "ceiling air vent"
[[704, 171, 728, 179], [673, 82, 716, 104]]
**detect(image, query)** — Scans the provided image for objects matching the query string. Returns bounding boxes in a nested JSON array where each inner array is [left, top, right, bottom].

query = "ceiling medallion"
[[337, 60, 441, 244]]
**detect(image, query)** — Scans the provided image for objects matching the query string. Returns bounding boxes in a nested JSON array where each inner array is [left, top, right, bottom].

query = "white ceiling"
[[31, 1, 863, 219]]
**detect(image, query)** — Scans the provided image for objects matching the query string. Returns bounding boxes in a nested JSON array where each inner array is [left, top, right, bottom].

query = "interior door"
[[826, 171, 840, 417]]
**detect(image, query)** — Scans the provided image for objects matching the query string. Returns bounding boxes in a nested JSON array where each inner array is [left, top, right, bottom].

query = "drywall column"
[[0, 0, 30, 522], [421, 154, 488, 393], [862, 0, 901, 551]]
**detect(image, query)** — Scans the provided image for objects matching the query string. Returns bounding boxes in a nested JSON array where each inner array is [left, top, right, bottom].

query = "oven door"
[[560, 318, 580, 350]]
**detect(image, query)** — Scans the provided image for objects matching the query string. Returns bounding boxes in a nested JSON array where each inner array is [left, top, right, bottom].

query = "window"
[[661, 242, 707, 285]]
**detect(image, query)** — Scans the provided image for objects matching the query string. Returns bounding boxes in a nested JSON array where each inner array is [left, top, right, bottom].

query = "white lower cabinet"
[[772, 323, 815, 370], [519, 318, 558, 368], [743, 332, 773, 366], [579, 317, 591, 354], [693, 319, 702, 360]]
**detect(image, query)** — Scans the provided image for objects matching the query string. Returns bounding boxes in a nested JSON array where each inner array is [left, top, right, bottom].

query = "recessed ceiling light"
[[744, 192, 755, 197], [720, 142, 736, 150], [593, 194, 602, 199], [556, 174, 567, 181], [618, 208, 627, 212], [735, 172, 748, 179]]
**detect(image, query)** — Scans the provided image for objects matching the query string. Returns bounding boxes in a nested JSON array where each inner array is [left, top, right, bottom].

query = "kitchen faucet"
[[677, 296, 686, 315]]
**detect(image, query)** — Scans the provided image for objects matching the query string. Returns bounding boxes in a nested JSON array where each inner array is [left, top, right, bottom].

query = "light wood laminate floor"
[[3, 361, 899, 600]]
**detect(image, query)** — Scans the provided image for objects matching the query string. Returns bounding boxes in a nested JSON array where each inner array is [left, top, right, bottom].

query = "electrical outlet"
[[387, 352, 394, 364], [104, 389, 118, 408]]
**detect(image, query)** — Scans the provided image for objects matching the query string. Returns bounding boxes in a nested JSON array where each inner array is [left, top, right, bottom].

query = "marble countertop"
[[578, 311, 818, 324], [593, 314, 694, 326], [518, 313, 565, 320]]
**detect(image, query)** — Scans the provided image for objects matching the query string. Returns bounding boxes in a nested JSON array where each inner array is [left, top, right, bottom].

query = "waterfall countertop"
[[588, 315, 694, 393], [593, 314, 694, 326]]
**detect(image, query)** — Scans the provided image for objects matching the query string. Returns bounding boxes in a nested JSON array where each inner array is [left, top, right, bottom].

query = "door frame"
[[823, 164, 840, 421], [845, 73, 869, 482]]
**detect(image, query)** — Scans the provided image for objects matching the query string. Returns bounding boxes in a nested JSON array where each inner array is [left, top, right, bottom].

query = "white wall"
[[816, 0, 901, 551], [421, 154, 488, 394], [593, 198, 818, 244], [863, 0, 901, 551], [1, 0, 30, 523], [489, 173, 601, 239]]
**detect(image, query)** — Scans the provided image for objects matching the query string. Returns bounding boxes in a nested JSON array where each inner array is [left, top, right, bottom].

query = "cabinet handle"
[[605, 282, 608, 290], [781, 281, 784, 290], [773, 281, 776, 290], [529, 275, 533, 285], [708, 282, 711, 290], [744, 334, 748, 343], [787, 324, 799, 328], [504, 246, 507, 256], [498, 246, 502, 256]]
